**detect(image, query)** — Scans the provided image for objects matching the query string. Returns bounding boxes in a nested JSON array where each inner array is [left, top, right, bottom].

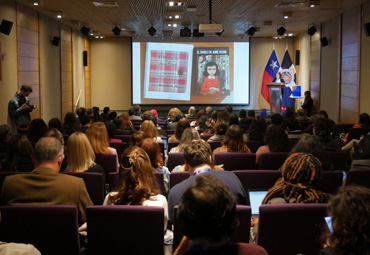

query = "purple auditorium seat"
[[109, 142, 129, 159], [173, 205, 251, 250], [95, 153, 117, 182], [167, 129, 175, 135], [346, 169, 370, 188], [208, 141, 222, 151], [113, 134, 132, 144], [232, 170, 282, 191], [0, 205, 80, 255], [316, 171, 343, 194], [167, 141, 180, 152], [63, 172, 105, 205], [214, 153, 256, 170], [326, 151, 347, 170], [87, 205, 164, 255], [200, 134, 213, 141], [246, 141, 265, 153], [158, 142, 165, 156], [0, 152, 6, 161], [332, 124, 353, 137], [169, 172, 189, 189], [167, 153, 185, 171], [257, 203, 328, 255], [258, 152, 289, 170], [347, 128, 370, 143], [108, 172, 166, 195]]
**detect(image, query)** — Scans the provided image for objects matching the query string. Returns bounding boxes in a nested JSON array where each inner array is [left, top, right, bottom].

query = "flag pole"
[[285, 41, 288, 51], [273, 42, 275, 50]]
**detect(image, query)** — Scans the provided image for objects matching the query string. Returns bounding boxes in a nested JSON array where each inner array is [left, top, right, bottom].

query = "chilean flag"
[[261, 49, 280, 104]]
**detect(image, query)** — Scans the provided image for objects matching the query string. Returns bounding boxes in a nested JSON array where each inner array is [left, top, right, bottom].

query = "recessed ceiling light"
[[283, 12, 292, 19], [28, 0, 42, 6], [55, 12, 64, 19], [166, 0, 184, 7]]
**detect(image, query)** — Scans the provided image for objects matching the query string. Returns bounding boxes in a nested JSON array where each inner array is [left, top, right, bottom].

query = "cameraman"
[[8, 84, 35, 133]]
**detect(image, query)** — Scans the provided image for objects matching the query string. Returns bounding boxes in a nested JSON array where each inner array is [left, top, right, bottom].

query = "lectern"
[[267, 82, 286, 115]]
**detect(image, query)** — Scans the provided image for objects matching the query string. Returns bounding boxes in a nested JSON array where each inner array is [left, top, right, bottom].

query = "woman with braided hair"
[[103, 146, 168, 230], [262, 152, 330, 204]]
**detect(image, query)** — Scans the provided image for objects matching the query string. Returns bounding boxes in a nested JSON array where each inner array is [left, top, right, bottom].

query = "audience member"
[[103, 146, 168, 230], [169, 118, 190, 143], [119, 113, 135, 134], [229, 113, 239, 126], [106, 122, 122, 143], [27, 118, 48, 144], [256, 124, 290, 164], [140, 120, 163, 143], [190, 109, 206, 127], [76, 107, 86, 125], [0, 134, 34, 172], [207, 121, 228, 142], [197, 115, 214, 134], [206, 106, 213, 117], [245, 116, 267, 142], [314, 118, 345, 151], [271, 113, 284, 126], [262, 152, 330, 204], [214, 125, 250, 154], [283, 106, 300, 132], [1, 137, 92, 224], [169, 127, 200, 153], [297, 109, 310, 121], [108, 111, 117, 121], [48, 118, 64, 133], [238, 109, 250, 128], [350, 135, 370, 170], [129, 107, 141, 120], [319, 186, 370, 255], [168, 108, 182, 129], [86, 108, 95, 123], [64, 132, 105, 183], [211, 110, 218, 122], [44, 128, 67, 172], [134, 105, 142, 117], [101, 106, 110, 120], [86, 121, 119, 169], [290, 134, 333, 171], [63, 112, 79, 134], [168, 139, 248, 222], [140, 138, 170, 192], [79, 115, 91, 133], [129, 131, 145, 147], [0, 124, 11, 153], [185, 106, 196, 117], [175, 174, 268, 255], [225, 105, 233, 114], [151, 109, 158, 118], [217, 111, 230, 124]]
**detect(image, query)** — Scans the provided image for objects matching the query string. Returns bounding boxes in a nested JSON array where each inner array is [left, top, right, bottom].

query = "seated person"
[[174, 174, 268, 255], [168, 139, 248, 222], [319, 186, 370, 255], [350, 135, 370, 170], [213, 125, 250, 154]]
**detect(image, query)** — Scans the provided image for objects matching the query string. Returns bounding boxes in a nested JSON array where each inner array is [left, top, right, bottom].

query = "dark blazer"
[[1, 167, 93, 223]]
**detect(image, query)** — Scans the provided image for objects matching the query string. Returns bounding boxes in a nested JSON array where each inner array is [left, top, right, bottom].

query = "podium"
[[267, 82, 285, 115]]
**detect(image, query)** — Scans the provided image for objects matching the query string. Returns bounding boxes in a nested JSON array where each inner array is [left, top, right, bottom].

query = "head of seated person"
[[177, 174, 237, 247], [262, 152, 330, 204]]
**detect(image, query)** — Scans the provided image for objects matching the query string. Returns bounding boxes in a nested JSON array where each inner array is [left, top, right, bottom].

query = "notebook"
[[248, 190, 269, 216]]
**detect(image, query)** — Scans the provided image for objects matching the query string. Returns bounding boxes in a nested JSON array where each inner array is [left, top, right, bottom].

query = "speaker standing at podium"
[[273, 72, 285, 108]]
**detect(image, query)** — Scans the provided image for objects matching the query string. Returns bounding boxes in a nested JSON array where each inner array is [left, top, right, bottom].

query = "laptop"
[[248, 190, 269, 216]]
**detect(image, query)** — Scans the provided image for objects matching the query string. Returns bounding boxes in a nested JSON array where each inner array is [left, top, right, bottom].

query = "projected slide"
[[132, 40, 249, 105]]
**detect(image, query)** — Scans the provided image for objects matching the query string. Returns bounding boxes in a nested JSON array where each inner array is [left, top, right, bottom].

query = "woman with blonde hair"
[[169, 127, 200, 153], [86, 121, 119, 169], [104, 146, 168, 230], [65, 132, 105, 183], [139, 120, 163, 143]]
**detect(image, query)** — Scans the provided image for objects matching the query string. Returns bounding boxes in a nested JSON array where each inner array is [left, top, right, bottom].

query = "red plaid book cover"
[[144, 43, 193, 101]]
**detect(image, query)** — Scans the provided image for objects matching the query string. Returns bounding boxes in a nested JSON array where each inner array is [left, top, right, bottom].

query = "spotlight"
[[307, 25, 317, 36], [180, 27, 191, 37], [80, 26, 90, 36], [148, 26, 156, 36], [277, 26, 286, 36], [320, 37, 329, 47], [112, 25, 121, 36], [247, 26, 257, 36]]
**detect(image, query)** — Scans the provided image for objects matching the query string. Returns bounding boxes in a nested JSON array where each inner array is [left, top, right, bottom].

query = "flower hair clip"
[[128, 152, 138, 166]]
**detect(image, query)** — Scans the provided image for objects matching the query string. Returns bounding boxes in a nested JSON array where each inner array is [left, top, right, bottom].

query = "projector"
[[199, 24, 224, 33]]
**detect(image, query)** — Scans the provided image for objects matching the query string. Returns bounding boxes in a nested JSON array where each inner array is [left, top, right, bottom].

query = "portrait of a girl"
[[200, 61, 221, 95]]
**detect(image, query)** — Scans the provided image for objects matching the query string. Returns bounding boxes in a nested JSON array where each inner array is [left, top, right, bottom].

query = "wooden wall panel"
[[17, 2, 40, 120], [340, 6, 361, 124], [60, 24, 73, 118], [310, 30, 321, 112]]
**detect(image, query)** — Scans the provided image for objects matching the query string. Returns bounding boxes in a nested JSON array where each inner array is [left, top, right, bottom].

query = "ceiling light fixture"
[[28, 0, 42, 6], [166, 0, 184, 6], [307, 24, 317, 36], [148, 26, 156, 36], [308, 0, 320, 7], [166, 12, 182, 19], [283, 12, 292, 19], [112, 24, 121, 36], [277, 25, 286, 36], [55, 12, 64, 19]]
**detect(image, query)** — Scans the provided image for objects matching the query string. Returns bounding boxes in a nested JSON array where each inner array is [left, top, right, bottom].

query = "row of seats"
[[0, 203, 330, 255]]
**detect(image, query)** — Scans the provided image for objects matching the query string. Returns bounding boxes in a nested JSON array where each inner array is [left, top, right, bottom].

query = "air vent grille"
[[92, 1, 119, 7]]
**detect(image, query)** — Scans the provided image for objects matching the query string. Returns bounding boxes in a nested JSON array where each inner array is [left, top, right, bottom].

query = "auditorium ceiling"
[[15, 0, 370, 38]]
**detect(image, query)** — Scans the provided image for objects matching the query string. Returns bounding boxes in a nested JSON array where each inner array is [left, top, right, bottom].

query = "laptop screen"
[[248, 190, 268, 215]]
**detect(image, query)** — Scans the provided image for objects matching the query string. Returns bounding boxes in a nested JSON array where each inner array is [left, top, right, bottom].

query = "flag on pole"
[[261, 49, 280, 104], [280, 49, 296, 108]]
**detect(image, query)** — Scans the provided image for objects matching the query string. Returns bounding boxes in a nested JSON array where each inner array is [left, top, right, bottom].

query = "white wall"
[[72, 30, 86, 108], [298, 32, 310, 94]]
